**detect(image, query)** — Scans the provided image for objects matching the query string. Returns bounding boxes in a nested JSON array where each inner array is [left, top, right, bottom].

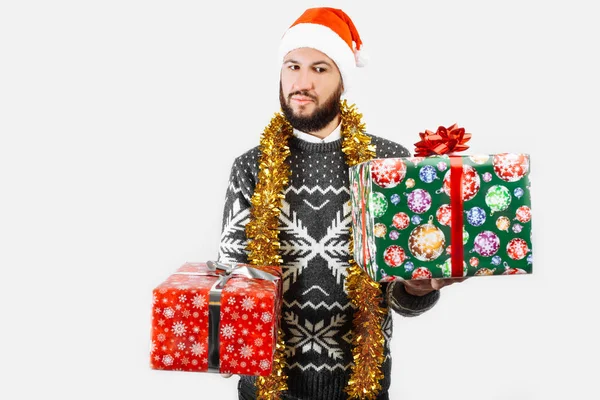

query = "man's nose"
[[293, 69, 314, 92]]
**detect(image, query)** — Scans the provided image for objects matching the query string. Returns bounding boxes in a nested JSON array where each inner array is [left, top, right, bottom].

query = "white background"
[[1, 1, 598, 399]]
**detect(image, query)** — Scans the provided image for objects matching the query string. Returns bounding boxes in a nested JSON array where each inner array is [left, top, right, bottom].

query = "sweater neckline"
[[288, 136, 343, 153]]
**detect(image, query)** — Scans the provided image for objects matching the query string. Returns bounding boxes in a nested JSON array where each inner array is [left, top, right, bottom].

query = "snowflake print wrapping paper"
[[350, 153, 533, 282], [150, 262, 282, 376]]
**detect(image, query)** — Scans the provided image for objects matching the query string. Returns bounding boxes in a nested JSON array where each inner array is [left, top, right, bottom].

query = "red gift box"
[[150, 261, 282, 376]]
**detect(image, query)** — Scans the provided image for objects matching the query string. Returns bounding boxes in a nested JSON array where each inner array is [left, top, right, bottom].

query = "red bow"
[[414, 124, 471, 157]]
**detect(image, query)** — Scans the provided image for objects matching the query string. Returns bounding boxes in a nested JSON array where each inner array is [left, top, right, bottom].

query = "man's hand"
[[403, 277, 468, 296]]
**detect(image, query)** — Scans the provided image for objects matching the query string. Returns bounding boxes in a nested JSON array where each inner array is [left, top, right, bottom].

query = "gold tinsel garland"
[[246, 101, 386, 399], [340, 103, 387, 400], [246, 112, 293, 399]]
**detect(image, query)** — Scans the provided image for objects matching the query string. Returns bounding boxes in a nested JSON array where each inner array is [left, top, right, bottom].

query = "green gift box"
[[349, 153, 533, 282]]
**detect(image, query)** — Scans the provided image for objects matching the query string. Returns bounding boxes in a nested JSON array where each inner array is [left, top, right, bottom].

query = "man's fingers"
[[404, 279, 430, 289], [404, 276, 468, 293], [447, 277, 468, 284], [431, 279, 445, 290], [437, 277, 468, 289], [221, 373, 233, 378], [431, 277, 468, 290]]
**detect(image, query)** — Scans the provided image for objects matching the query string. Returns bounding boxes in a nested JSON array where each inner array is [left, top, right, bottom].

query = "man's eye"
[[314, 67, 326, 73], [289, 65, 299, 70]]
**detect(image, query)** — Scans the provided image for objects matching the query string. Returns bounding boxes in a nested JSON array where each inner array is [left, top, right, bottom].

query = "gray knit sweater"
[[218, 134, 440, 400]]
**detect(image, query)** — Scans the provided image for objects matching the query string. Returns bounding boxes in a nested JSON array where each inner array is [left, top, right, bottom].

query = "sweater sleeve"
[[217, 155, 256, 264], [384, 280, 440, 317], [370, 135, 412, 159]]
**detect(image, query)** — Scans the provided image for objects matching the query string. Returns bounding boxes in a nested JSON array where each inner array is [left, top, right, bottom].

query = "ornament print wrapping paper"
[[150, 262, 282, 376], [350, 153, 533, 282]]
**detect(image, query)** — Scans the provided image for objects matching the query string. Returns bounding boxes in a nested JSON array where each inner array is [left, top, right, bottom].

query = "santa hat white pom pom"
[[354, 47, 368, 67]]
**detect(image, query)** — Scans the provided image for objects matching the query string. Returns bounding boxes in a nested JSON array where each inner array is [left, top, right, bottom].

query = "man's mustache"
[[288, 91, 317, 102]]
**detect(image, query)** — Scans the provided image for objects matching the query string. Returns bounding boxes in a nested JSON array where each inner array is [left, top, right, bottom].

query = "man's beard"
[[279, 83, 343, 133]]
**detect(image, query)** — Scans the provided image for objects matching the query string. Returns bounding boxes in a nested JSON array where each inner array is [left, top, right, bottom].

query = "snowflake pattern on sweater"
[[218, 134, 440, 398]]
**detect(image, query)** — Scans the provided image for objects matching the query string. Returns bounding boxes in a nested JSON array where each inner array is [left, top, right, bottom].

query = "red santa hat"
[[278, 7, 367, 92]]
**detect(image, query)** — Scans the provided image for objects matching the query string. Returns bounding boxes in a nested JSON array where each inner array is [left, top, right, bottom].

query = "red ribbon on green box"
[[449, 156, 464, 277], [416, 124, 471, 278]]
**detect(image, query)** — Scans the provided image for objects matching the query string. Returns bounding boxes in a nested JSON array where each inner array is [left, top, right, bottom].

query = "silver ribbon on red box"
[[174, 261, 278, 373]]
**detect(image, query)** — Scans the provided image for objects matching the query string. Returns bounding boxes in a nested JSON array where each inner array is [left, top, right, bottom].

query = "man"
[[218, 7, 465, 400]]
